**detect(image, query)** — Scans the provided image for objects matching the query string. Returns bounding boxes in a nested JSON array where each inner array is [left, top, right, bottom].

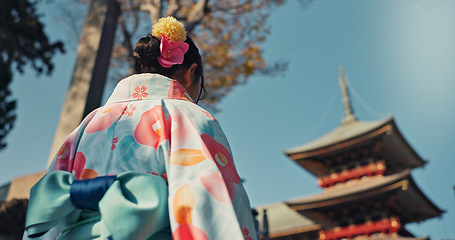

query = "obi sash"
[[25, 171, 171, 240]]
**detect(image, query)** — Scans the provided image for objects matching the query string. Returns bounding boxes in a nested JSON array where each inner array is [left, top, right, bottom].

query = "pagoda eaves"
[[284, 117, 390, 156], [286, 170, 444, 227], [284, 116, 427, 177]]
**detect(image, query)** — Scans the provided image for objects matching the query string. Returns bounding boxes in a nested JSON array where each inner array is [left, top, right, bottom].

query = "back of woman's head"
[[132, 34, 203, 82]]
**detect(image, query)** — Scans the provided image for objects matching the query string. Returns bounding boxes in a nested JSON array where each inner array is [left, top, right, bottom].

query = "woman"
[[24, 17, 257, 240]]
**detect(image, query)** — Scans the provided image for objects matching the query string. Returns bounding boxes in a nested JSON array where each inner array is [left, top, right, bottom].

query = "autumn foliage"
[[111, 0, 291, 107], [63, 0, 311, 108]]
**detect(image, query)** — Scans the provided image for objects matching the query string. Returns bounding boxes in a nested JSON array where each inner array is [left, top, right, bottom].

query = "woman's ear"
[[182, 63, 198, 88]]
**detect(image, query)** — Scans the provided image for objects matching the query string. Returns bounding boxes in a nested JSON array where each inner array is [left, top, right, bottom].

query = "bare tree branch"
[[165, 0, 181, 17], [118, 13, 135, 74], [186, 0, 209, 33], [139, 0, 161, 25], [210, 0, 253, 13]]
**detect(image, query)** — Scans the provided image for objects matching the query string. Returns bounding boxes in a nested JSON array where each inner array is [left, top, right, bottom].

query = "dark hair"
[[133, 34, 203, 83], [133, 34, 207, 101]]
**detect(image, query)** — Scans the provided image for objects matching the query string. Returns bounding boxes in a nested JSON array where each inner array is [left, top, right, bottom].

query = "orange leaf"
[[173, 184, 194, 225], [80, 169, 98, 180], [57, 145, 66, 158], [170, 149, 206, 166]]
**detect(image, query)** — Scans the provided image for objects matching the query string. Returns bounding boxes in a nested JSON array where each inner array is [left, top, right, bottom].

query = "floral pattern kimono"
[[29, 74, 256, 240]]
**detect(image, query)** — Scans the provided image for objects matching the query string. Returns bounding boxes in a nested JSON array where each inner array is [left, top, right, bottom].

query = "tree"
[[62, 0, 311, 109], [0, 199, 28, 238], [0, 0, 65, 151]]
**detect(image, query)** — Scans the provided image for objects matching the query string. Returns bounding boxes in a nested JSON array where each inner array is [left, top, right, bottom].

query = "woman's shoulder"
[[164, 100, 225, 138], [165, 99, 217, 122]]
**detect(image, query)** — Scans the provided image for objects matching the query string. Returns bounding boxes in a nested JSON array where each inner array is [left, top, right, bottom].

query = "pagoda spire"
[[339, 66, 357, 124]]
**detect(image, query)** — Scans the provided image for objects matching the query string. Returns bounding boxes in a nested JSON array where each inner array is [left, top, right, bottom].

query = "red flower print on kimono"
[[242, 228, 253, 240], [200, 172, 236, 204], [54, 141, 73, 171], [122, 104, 136, 116], [168, 80, 193, 102], [112, 137, 118, 150], [201, 134, 241, 184], [68, 152, 86, 180], [173, 224, 208, 240], [135, 105, 171, 149], [54, 128, 83, 172], [167, 114, 197, 154], [151, 171, 168, 183], [85, 103, 126, 133], [201, 109, 216, 121], [66, 152, 98, 180], [132, 85, 149, 100]]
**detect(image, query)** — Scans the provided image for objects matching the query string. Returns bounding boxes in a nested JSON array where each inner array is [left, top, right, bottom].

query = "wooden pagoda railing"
[[318, 217, 401, 240], [317, 161, 386, 188]]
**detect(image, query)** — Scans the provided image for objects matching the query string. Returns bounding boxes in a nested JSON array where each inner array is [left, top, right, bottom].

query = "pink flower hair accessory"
[[158, 34, 189, 68]]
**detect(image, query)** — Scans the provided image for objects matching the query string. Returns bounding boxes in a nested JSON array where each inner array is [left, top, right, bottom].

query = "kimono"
[[24, 73, 257, 240]]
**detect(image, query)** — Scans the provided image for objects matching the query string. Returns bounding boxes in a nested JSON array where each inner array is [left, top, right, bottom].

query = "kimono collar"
[[106, 73, 195, 104]]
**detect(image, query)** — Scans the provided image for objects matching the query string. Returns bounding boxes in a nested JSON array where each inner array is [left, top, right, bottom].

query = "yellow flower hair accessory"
[[152, 16, 187, 42]]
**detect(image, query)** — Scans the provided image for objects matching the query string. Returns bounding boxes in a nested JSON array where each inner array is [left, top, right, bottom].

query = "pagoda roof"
[[286, 170, 444, 225], [284, 116, 427, 176], [285, 117, 390, 156], [254, 202, 320, 238]]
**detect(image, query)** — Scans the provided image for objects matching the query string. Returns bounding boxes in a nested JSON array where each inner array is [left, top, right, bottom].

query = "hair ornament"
[[152, 16, 187, 42], [158, 33, 189, 68], [152, 16, 189, 68]]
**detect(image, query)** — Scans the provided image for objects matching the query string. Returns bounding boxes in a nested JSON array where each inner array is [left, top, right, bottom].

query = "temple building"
[[254, 67, 444, 240]]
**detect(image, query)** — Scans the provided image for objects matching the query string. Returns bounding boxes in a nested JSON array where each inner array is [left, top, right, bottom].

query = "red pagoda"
[[254, 67, 443, 240]]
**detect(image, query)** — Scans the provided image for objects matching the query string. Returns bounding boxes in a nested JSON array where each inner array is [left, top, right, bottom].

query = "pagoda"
[[254, 67, 443, 240]]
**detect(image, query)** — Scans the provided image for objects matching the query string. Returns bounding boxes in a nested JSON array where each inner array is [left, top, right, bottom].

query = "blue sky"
[[1, 0, 454, 238]]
